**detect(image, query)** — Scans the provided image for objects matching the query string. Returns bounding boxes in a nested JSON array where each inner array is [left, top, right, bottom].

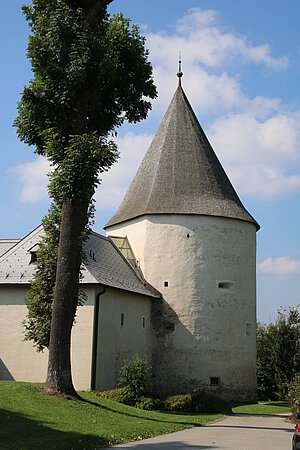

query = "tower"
[[105, 69, 259, 402]]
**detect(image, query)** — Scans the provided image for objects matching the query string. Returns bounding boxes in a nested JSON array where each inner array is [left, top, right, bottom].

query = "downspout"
[[90, 285, 106, 391]]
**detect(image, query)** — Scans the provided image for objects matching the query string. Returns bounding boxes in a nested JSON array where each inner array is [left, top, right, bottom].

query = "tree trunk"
[[46, 197, 89, 396]]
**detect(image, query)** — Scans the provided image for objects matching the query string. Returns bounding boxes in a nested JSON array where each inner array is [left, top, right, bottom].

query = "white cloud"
[[258, 257, 300, 276], [148, 7, 288, 71], [11, 156, 51, 203], [94, 133, 153, 210], [208, 112, 300, 198]]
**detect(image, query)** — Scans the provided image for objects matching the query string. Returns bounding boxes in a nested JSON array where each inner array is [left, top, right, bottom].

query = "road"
[[107, 414, 294, 449]]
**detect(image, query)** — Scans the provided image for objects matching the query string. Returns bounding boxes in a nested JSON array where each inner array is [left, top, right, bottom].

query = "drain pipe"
[[91, 285, 106, 391]]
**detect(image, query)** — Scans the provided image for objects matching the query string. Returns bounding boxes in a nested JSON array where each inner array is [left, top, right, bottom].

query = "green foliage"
[[117, 355, 150, 404], [136, 397, 164, 411], [257, 306, 300, 400], [287, 375, 300, 416], [99, 387, 132, 405], [164, 389, 231, 414], [164, 394, 192, 412], [16, 0, 157, 354]]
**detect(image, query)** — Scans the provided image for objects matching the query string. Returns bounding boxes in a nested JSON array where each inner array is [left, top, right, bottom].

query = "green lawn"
[[232, 401, 291, 415], [0, 381, 222, 449]]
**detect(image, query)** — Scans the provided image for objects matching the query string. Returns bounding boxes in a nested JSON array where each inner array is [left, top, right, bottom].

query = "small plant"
[[287, 375, 300, 416], [118, 355, 150, 404], [136, 397, 163, 411], [164, 393, 192, 412], [98, 388, 132, 405]]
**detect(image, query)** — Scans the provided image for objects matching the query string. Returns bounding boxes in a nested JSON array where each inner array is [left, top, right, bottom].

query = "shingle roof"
[[0, 239, 20, 257], [0, 225, 160, 298], [105, 85, 259, 230]]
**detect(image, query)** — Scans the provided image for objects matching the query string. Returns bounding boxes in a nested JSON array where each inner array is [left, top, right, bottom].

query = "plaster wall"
[[106, 214, 257, 401], [95, 287, 152, 391], [0, 284, 95, 390]]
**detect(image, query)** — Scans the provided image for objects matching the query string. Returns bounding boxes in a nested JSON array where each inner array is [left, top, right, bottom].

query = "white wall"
[[95, 287, 152, 391], [107, 214, 257, 401], [0, 285, 95, 390]]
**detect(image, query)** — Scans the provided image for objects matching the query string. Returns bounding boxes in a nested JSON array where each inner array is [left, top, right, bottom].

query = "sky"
[[1, 1, 300, 323]]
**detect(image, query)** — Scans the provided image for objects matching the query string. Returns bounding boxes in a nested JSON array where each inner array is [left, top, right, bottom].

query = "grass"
[[0, 381, 222, 449], [232, 401, 291, 415]]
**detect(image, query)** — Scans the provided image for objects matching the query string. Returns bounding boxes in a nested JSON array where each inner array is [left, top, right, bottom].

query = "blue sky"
[[1, 1, 300, 323]]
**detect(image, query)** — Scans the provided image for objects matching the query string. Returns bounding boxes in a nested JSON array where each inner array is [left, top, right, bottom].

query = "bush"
[[191, 388, 231, 414], [136, 397, 163, 411], [118, 355, 150, 404], [287, 376, 300, 416], [98, 387, 133, 405], [164, 389, 231, 414], [164, 394, 192, 412]]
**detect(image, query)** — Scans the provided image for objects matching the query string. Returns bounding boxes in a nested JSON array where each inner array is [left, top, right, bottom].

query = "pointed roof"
[[105, 84, 259, 230]]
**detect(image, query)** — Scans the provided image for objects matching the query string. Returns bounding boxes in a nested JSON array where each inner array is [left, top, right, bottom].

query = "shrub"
[[98, 387, 133, 405], [118, 355, 150, 404], [164, 393, 192, 412], [136, 397, 163, 411], [287, 375, 300, 416], [191, 388, 231, 414]]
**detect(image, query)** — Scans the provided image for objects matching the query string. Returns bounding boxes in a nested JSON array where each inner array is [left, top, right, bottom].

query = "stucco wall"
[[107, 214, 257, 401], [0, 284, 95, 390], [95, 287, 152, 391]]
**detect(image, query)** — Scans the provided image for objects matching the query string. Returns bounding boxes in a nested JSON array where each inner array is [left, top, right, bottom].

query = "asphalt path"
[[107, 414, 294, 449]]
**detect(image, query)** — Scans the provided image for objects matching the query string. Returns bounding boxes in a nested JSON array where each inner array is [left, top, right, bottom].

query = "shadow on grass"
[[80, 395, 213, 428], [0, 407, 110, 450]]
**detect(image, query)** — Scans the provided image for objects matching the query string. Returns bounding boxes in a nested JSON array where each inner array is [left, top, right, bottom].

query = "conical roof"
[[105, 84, 259, 230]]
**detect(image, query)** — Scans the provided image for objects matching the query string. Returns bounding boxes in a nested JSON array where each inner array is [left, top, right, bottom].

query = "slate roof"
[[0, 226, 159, 298], [0, 239, 20, 257], [105, 84, 259, 230]]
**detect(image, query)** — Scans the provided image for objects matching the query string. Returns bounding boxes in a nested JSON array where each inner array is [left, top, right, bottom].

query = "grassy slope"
[[0, 382, 222, 450], [233, 401, 291, 415]]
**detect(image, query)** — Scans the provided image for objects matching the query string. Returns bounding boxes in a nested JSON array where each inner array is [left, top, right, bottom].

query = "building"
[[0, 73, 259, 401]]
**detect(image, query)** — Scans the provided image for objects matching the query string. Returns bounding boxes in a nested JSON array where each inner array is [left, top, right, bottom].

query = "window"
[[245, 322, 252, 336], [120, 313, 124, 326], [142, 316, 146, 328], [216, 280, 235, 293], [164, 321, 175, 332], [163, 280, 169, 288], [29, 251, 37, 264], [210, 377, 220, 386]]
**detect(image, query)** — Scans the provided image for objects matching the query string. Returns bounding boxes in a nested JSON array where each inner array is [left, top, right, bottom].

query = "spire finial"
[[177, 51, 183, 86]]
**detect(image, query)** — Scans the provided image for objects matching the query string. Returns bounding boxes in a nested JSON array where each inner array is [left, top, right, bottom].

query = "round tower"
[[105, 75, 259, 402]]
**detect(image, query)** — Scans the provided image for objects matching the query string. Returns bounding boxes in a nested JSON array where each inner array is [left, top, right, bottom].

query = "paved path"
[[107, 414, 294, 449]]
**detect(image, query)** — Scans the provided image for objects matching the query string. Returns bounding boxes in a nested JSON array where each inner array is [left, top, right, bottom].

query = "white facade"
[[107, 213, 257, 401], [0, 284, 152, 391]]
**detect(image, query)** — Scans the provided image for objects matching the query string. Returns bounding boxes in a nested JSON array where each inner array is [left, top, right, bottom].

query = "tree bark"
[[46, 196, 89, 396]]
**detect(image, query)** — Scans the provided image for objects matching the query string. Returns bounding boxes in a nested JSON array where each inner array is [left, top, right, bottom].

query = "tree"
[[15, 0, 157, 396], [257, 306, 300, 400]]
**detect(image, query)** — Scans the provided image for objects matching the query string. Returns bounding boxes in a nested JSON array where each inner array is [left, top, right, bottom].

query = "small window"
[[120, 313, 124, 326], [210, 377, 220, 386], [216, 280, 234, 293], [164, 322, 175, 332], [142, 316, 146, 328], [163, 280, 169, 288], [245, 322, 252, 336], [29, 251, 37, 264]]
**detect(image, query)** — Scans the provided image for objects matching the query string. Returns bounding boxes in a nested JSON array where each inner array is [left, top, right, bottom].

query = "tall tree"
[[15, 0, 157, 396], [257, 306, 300, 400]]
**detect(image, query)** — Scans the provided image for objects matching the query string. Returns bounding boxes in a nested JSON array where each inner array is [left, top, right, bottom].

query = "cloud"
[[11, 156, 51, 203], [94, 133, 153, 210], [148, 7, 288, 72], [258, 257, 300, 276], [208, 112, 300, 198]]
